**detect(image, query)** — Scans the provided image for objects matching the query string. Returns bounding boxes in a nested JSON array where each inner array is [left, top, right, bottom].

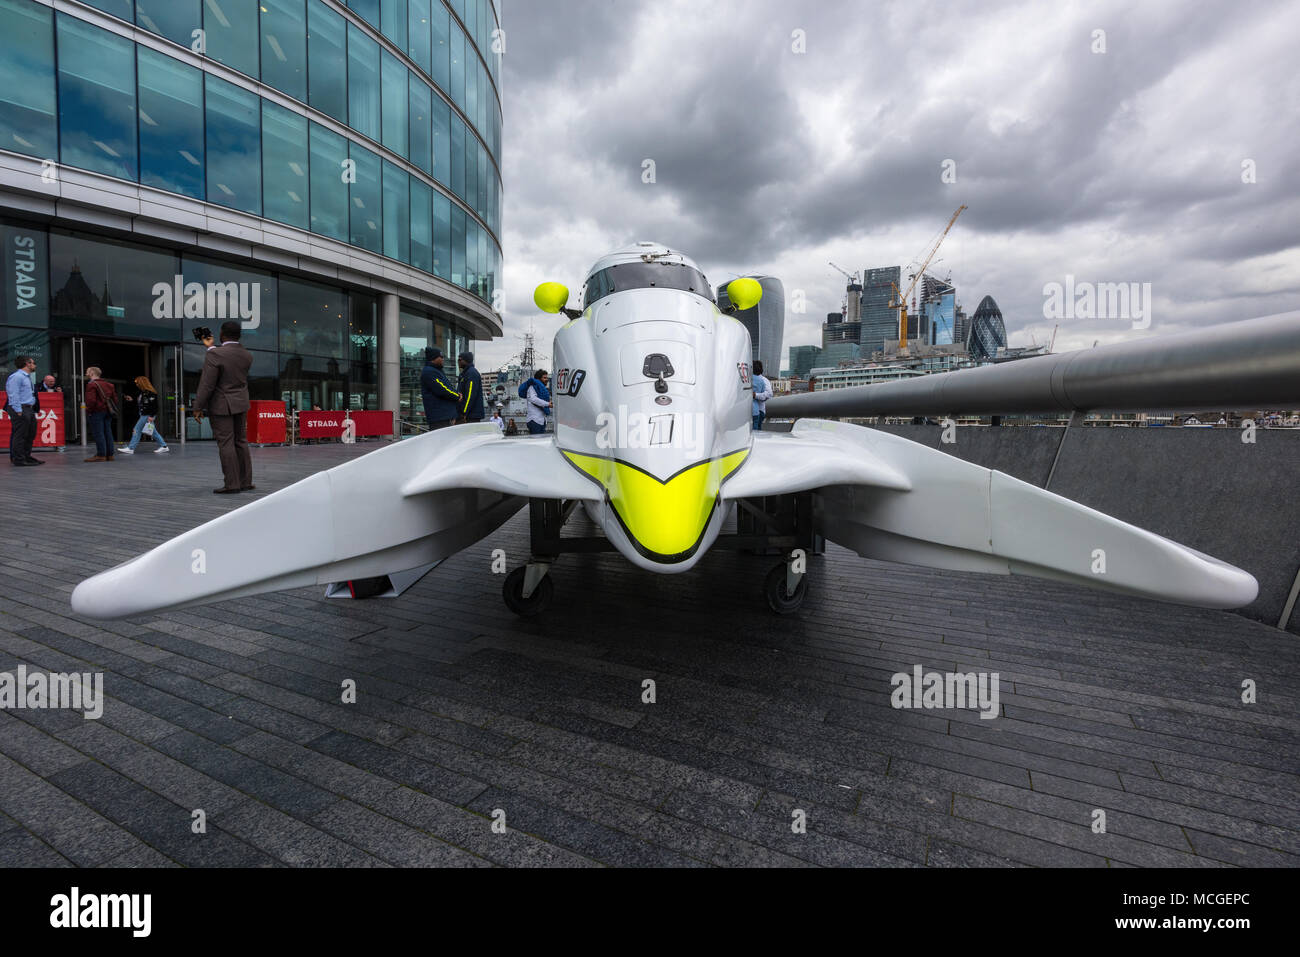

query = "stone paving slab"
[[0, 441, 1296, 867]]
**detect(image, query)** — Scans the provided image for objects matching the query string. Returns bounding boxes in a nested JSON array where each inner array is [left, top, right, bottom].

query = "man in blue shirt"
[[5, 355, 42, 466], [751, 360, 774, 431]]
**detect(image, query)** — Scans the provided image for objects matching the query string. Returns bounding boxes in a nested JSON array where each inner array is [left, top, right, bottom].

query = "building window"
[[279, 276, 346, 357], [348, 142, 382, 252], [451, 205, 465, 287], [432, 96, 451, 187], [80, 1, 132, 20], [347, 22, 381, 141], [308, 121, 348, 240], [179, 254, 279, 352], [0, 0, 56, 160], [465, 218, 477, 298], [135, 0, 201, 47], [409, 178, 432, 273], [261, 101, 309, 229], [430, 2, 449, 91], [348, 0, 380, 29], [56, 15, 137, 182], [449, 21, 464, 111], [465, 40, 478, 134], [138, 48, 204, 200], [407, 0, 431, 76], [380, 49, 408, 158], [380, 0, 407, 49], [409, 79, 432, 175], [432, 192, 450, 280], [205, 0, 260, 78], [261, 0, 307, 102], [48, 231, 179, 341], [450, 114, 464, 198], [382, 161, 409, 263], [204, 75, 261, 215], [307, 0, 347, 123]]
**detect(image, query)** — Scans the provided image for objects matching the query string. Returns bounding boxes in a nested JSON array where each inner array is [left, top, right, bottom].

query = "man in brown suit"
[[193, 321, 255, 494]]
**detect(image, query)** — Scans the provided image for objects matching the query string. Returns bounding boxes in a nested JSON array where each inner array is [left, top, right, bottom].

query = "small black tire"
[[764, 562, 807, 614], [503, 566, 553, 617]]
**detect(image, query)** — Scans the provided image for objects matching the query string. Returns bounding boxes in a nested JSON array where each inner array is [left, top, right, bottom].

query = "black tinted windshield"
[[582, 261, 713, 310]]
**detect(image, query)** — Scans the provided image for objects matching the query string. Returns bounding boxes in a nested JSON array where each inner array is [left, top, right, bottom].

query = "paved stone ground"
[[1, 440, 1297, 867]]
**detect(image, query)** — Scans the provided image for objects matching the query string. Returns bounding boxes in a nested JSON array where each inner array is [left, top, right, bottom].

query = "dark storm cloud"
[[481, 0, 1300, 369]]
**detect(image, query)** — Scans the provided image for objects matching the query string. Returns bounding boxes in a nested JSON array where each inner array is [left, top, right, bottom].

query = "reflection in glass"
[[465, 135, 478, 224], [409, 79, 432, 175], [349, 143, 382, 253], [409, 179, 432, 273], [347, 23, 380, 141], [381, 50, 408, 158], [408, 0, 431, 76], [205, 75, 261, 215], [56, 15, 137, 182], [138, 48, 204, 200], [381, 0, 407, 48], [205, 0, 260, 78], [450, 114, 465, 198], [430, 2, 449, 91], [135, 0, 201, 47], [261, 0, 307, 102], [449, 21, 464, 111], [179, 254, 278, 352], [262, 101, 309, 229], [382, 161, 409, 263], [349, 291, 377, 410], [432, 97, 451, 187], [279, 276, 346, 357], [49, 231, 179, 340], [451, 205, 465, 287], [465, 218, 477, 299], [0, 0, 56, 160], [347, 0, 379, 29], [432, 192, 451, 280], [309, 122, 348, 240], [307, 0, 347, 122]]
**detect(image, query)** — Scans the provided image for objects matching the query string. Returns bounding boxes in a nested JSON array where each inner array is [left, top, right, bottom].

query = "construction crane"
[[891, 205, 967, 350], [828, 262, 860, 285]]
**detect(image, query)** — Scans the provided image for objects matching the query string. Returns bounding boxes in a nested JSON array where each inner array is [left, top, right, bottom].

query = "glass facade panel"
[[465, 44, 477, 133], [451, 205, 465, 287], [279, 352, 348, 412], [261, 0, 307, 101], [465, 218, 476, 298], [204, 75, 261, 215], [450, 115, 465, 198], [449, 22, 464, 110], [430, 3, 449, 91], [349, 291, 377, 409], [178, 254, 278, 353], [347, 22, 381, 141], [409, 79, 432, 175], [279, 275, 346, 357], [408, 0, 431, 76], [307, 0, 347, 122], [465, 135, 478, 221], [432, 96, 451, 187], [380, 49, 408, 158], [137, 48, 204, 200], [49, 231, 178, 340], [380, 0, 406, 48], [382, 160, 409, 263], [262, 101, 309, 229], [432, 192, 450, 280], [308, 121, 348, 240], [348, 143, 382, 252], [56, 15, 137, 182], [205, 0, 260, 77], [0, 0, 57, 160], [348, 0, 380, 29], [409, 178, 432, 273], [135, 0, 201, 47]]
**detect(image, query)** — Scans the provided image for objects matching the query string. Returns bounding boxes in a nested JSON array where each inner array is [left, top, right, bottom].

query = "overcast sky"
[[476, 0, 1299, 372]]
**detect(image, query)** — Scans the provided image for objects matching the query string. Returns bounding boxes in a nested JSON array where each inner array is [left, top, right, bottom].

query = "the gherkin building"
[[968, 295, 1007, 361]]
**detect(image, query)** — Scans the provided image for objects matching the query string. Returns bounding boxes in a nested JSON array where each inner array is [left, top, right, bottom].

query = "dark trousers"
[[210, 412, 252, 490], [6, 404, 35, 461], [88, 411, 114, 457], [428, 419, 454, 431], [527, 420, 546, 435]]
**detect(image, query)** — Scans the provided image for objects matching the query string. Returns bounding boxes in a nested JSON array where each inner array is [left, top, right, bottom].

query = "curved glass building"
[[968, 294, 1007, 362], [0, 0, 501, 441], [715, 275, 785, 375]]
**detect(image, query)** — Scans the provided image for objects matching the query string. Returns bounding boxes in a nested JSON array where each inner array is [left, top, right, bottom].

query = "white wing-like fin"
[[71, 425, 574, 619], [778, 420, 1258, 609], [723, 428, 911, 498]]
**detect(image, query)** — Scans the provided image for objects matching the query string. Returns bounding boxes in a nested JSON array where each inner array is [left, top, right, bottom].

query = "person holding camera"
[[192, 321, 254, 494]]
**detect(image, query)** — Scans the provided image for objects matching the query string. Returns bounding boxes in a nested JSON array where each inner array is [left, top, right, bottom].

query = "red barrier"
[[1, 390, 67, 450], [247, 400, 287, 445], [298, 410, 394, 439]]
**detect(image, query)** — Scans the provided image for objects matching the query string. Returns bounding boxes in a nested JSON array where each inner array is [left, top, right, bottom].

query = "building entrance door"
[[59, 338, 179, 447]]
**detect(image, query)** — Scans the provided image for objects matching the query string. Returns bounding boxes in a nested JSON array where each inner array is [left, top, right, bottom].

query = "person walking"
[[456, 352, 484, 423], [751, 360, 773, 431], [524, 369, 552, 436], [83, 366, 118, 462], [420, 347, 460, 430], [192, 321, 254, 494], [119, 375, 170, 454], [5, 355, 42, 466]]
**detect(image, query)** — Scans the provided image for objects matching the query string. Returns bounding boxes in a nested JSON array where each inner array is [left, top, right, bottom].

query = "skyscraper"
[[716, 274, 785, 373], [860, 266, 901, 355], [968, 295, 1008, 361]]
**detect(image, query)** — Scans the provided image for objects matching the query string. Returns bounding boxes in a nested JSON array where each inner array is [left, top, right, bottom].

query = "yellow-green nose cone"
[[534, 282, 570, 314], [726, 277, 763, 311]]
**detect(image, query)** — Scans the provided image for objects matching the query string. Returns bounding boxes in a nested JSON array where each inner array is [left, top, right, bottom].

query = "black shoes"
[[213, 487, 240, 494], [11, 459, 36, 467], [240, 485, 256, 491], [24, 458, 43, 465]]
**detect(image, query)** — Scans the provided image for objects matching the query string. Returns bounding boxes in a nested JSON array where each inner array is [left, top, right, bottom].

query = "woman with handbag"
[[83, 366, 118, 462], [119, 376, 170, 454]]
